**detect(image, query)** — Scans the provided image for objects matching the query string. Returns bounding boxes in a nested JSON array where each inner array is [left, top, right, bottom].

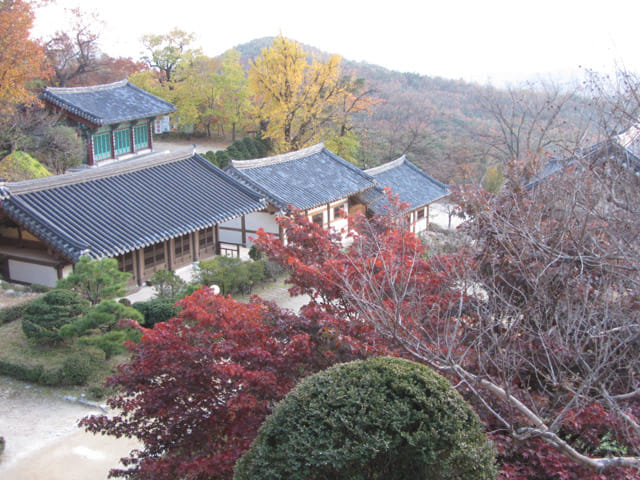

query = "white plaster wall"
[[218, 228, 243, 244], [246, 212, 279, 234], [9, 260, 59, 287], [223, 217, 242, 228], [330, 217, 349, 234], [414, 217, 428, 233]]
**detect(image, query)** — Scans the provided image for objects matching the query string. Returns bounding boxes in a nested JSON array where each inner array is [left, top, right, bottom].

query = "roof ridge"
[[6, 148, 196, 195], [43, 79, 128, 95], [365, 155, 406, 175], [231, 143, 325, 169]]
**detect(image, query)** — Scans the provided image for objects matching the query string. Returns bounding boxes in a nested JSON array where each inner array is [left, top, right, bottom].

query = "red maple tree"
[[81, 290, 387, 479]]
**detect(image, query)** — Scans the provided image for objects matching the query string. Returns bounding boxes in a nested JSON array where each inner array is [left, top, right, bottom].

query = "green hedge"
[[0, 350, 103, 386], [0, 303, 29, 326]]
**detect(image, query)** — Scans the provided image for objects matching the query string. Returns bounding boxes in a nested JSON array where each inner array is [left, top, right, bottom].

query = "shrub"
[[232, 139, 250, 159], [29, 283, 50, 293], [150, 269, 186, 299], [0, 150, 51, 181], [88, 385, 106, 400], [214, 150, 231, 169], [21, 289, 90, 344], [57, 256, 130, 304], [0, 303, 29, 325], [0, 359, 44, 382], [202, 150, 217, 163], [78, 329, 141, 359], [38, 368, 62, 386], [198, 256, 269, 295], [254, 133, 269, 157], [248, 244, 263, 261], [263, 260, 285, 281], [226, 144, 242, 160], [59, 300, 144, 339], [60, 350, 102, 385], [132, 298, 179, 327], [235, 357, 497, 480], [242, 137, 259, 158]]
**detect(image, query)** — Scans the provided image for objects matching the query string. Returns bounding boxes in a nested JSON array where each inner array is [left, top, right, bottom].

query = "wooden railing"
[[217, 242, 241, 258]]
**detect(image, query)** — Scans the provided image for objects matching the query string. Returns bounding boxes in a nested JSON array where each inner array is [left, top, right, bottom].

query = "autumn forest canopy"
[[2, 2, 640, 479], [1, 0, 630, 185]]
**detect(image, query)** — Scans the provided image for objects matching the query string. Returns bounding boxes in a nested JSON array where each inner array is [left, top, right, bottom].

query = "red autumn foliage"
[[80, 289, 387, 479], [255, 188, 640, 479]]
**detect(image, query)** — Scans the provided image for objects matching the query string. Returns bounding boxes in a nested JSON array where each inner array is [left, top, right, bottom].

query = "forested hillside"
[[234, 37, 600, 184]]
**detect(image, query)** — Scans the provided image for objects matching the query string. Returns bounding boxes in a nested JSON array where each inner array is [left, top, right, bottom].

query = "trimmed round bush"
[[60, 350, 103, 385], [234, 357, 497, 480], [21, 289, 90, 344]]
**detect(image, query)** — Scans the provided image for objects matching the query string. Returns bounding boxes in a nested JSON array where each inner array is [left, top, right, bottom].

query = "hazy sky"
[[31, 0, 640, 86]]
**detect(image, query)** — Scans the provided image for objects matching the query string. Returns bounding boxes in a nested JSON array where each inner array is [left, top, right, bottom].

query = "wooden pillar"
[[130, 126, 136, 153], [135, 249, 144, 286], [163, 241, 169, 270], [87, 134, 95, 166], [148, 121, 153, 151], [193, 230, 200, 261], [110, 129, 116, 160], [241, 215, 246, 245], [426, 205, 430, 230], [168, 238, 176, 270], [327, 204, 331, 228], [214, 224, 220, 255]]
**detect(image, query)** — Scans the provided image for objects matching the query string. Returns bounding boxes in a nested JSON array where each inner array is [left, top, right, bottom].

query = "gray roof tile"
[[364, 156, 449, 213], [226, 144, 376, 210], [0, 151, 266, 260], [41, 80, 176, 126]]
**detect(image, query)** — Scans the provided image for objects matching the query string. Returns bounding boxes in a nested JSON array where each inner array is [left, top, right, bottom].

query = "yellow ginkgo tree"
[[249, 36, 377, 154]]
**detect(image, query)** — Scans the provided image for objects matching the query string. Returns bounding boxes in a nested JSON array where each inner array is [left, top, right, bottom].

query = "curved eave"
[[2, 193, 266, 261], [41, 91, 176, 126], [100, 199, 267, 258], [295, 185, 377, 211]]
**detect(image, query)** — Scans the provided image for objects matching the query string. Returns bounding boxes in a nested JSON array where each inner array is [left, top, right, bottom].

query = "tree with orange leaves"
[[0, 0, 47, 107]]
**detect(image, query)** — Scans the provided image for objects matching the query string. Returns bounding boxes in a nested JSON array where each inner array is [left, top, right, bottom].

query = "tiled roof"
[[226, 144, 376, 211], [364, 156, 449, 213], [0, 150, 266, 260], [41, 80, 176, 126]]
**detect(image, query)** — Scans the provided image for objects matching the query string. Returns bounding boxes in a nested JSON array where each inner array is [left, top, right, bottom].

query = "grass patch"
[[0, 318, 128, 392]]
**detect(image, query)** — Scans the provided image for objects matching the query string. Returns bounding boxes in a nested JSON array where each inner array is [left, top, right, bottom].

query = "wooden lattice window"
[[417, 208, 425, 220], [93, 132, 112, 161], [144, 244, 165, 268], [117, 251, 135, 274], [174, 234, 191, 258], [114, 129, 131, 156], [134, 124, 149, 150], [199, 226, 215, 249]]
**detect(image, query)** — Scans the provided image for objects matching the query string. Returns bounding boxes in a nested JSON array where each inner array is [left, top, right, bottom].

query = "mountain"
[[230, 38, 598, 184]]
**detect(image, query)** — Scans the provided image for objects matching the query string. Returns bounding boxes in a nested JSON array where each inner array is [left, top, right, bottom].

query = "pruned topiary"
[[21, 289, 90, 344], [234, 357, 497, 480]]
